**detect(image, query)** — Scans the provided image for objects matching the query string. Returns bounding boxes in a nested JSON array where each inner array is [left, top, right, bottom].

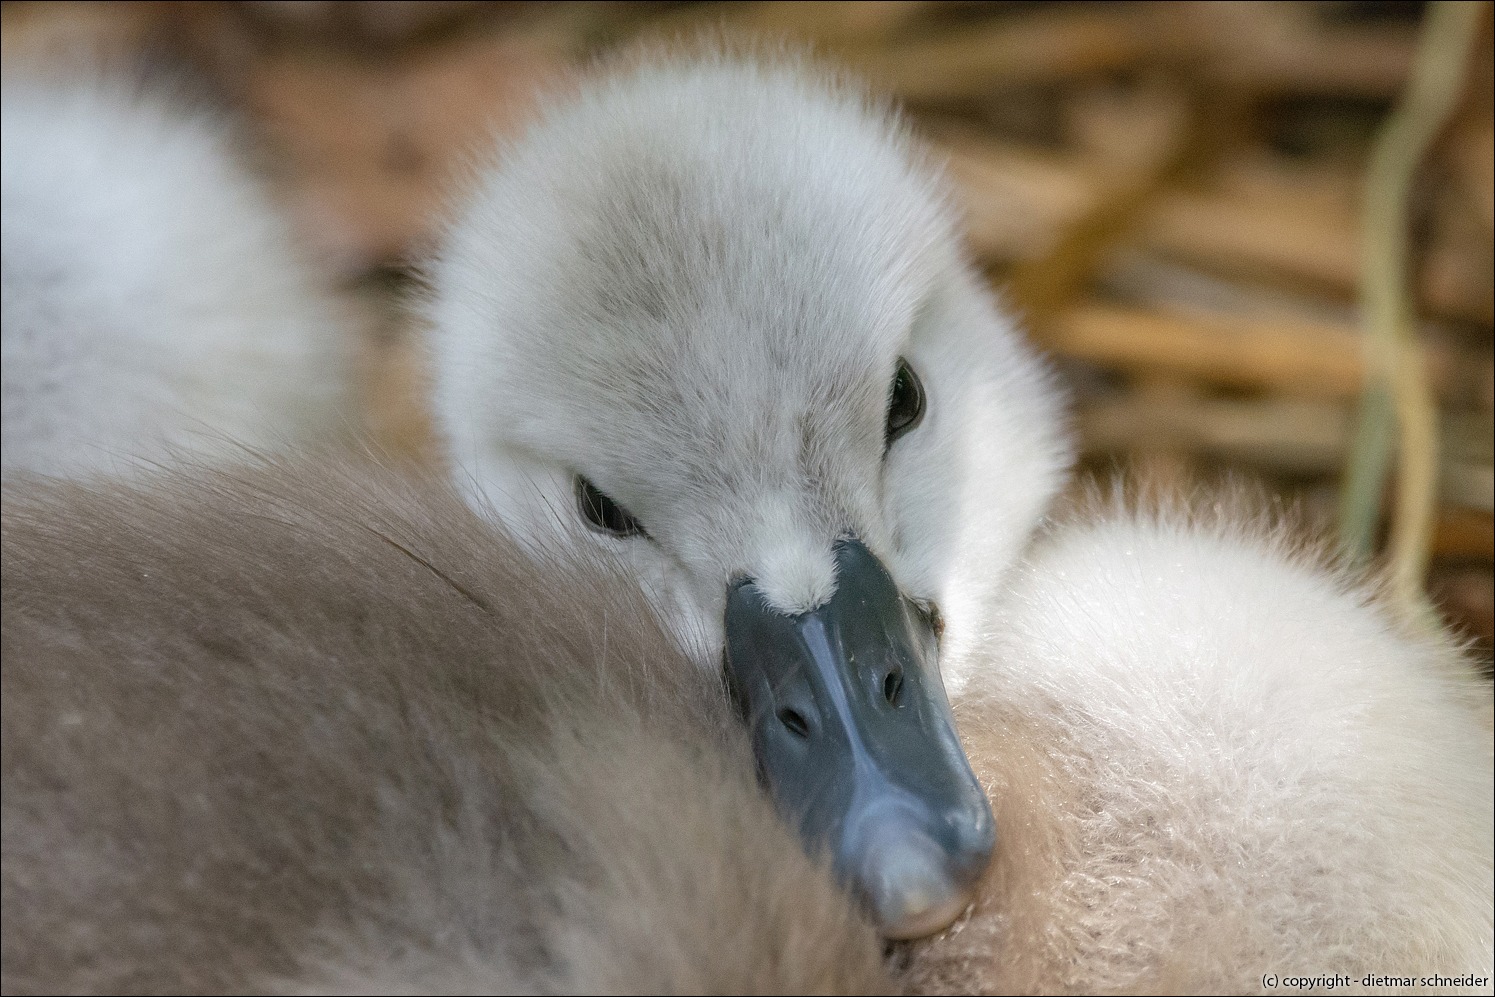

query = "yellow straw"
[[1338, 0, 1486, 616]]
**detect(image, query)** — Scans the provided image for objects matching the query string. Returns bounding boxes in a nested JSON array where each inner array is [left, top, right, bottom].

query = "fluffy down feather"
[[909, 497, 1494, 995], [1, 70, 354, 479], [1, 459, 890, 995]]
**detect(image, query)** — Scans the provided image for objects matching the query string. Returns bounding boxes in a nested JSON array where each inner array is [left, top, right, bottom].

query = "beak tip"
[[878, 894, 976, 941], [856, 824, 990, 940]]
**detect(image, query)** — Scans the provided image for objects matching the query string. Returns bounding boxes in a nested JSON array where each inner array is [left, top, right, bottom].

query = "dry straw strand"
[[1339, 0, 1487, 618]]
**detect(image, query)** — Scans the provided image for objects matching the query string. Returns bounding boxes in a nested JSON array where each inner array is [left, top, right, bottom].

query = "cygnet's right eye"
[[575, 476, 645, 538], [885, 358, 925, 449]]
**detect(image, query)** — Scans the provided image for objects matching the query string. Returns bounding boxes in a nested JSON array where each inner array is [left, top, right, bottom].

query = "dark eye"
[[575, 476, 645, 537], [885, 358, 925, 446]]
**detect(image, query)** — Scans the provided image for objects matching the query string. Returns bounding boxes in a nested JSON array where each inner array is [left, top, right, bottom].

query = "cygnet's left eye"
[[575, 476, 645, 537], [885, 358, 925, 447]]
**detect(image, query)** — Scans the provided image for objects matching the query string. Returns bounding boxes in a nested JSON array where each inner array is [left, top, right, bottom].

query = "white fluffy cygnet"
[[1, 69, 354, 479], [427, 53, 1071, 937], [908, 500, 1494, 993], [427, 51, 1494, 978]]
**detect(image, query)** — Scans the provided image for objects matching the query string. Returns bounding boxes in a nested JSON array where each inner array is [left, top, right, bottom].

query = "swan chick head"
[[429, 54, 1071, 936]]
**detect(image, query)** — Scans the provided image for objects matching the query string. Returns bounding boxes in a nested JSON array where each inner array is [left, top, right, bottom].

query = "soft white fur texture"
[[909, 501, 1495, 994], [428, 55, 1071, 676], [1, 70, 354, 479]]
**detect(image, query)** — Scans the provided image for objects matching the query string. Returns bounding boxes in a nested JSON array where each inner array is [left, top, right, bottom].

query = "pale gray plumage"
[[1, 459, 891, 995]]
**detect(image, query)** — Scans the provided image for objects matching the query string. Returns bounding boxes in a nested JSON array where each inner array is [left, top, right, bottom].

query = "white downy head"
[[429, 55, 1071, 686]]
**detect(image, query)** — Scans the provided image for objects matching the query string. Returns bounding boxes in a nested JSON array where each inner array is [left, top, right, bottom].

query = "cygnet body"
[[908, 499, 1494, 992], [1, 459, 891, 995], [1, 70, 353, 478]]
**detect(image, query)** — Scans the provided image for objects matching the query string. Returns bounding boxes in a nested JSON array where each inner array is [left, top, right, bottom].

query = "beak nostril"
[[778, 707, 811, 739], [883, 667, 904, 707]]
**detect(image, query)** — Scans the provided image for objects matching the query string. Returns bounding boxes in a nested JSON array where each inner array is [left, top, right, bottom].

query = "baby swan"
[[1, 459, 891, 995], [1, 69, 352, 479], [428, 54, 1070, 938], [429, 52, 1492, 971]]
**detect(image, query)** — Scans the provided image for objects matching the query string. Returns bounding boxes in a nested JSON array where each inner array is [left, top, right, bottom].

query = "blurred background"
[[4, 0, 1490, 665]]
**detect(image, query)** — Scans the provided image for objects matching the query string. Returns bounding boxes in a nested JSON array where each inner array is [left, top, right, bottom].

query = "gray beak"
[[723, 537, 994, 939]]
